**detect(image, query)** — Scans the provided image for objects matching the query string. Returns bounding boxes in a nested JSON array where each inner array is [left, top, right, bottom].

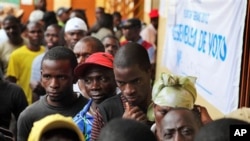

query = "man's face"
[[80, 66, 116, 104], [64, 30, 85, 50], [113, 16, 121, 27], [160, 110, 200, 141], [122, 27, 140, 41], [41, 59, 75, 102], [95, 7, 104, 20], [73, 41, 98, 64], [35, 0, 46, 11], [27, 23, 44, 47], [3, 20, 21, 42], [114, 65, 151, 108], [59, 12, 70, 23], [44, 26, 60, 49], [102, 37, 119, 56]]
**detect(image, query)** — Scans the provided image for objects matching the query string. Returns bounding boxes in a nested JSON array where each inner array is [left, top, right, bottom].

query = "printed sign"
[[162, 0, 247, 114]]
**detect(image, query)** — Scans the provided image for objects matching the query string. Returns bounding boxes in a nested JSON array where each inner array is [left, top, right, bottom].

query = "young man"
[[120, 18, 155, 64], [140, 9, 159, 48], [64, 17, 88, 50], [0, 15, 29, 73], [160, 108, 202, 141], [91, 42, 153, 140], [30, 24, 62, 101], [73, 52, 117, 141], [6, 21, 45, 104], [17, 46, 88, 141], [102, 35, 120, 56], [56, 7, 71, 27]]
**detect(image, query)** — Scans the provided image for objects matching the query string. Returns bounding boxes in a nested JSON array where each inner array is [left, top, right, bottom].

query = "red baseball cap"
[[74, 52, 114, 77], [149, 9, 159, 18]]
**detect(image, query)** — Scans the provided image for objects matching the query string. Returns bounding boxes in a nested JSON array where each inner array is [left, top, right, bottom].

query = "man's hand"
[[122, 102, 148, 123]]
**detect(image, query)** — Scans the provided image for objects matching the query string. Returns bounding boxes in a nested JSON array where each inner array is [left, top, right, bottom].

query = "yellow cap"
[[28, 114, 85, 141]]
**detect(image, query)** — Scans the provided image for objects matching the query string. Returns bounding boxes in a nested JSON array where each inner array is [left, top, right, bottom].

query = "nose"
[[106, 47, 113, 53], [49, 78, 59, 89], [73, 33, 82, 41], [47, 35, 53, 41], [173, 132, 184, 141], [122, 83, 135, 95], [9, 28, 14, 33], [90, 79, 101, 90], [78, 56, 86, 64]]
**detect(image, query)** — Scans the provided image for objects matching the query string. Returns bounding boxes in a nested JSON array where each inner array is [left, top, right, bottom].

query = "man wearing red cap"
[[73, 52, 117, 141], [140, 9, 159, 49]]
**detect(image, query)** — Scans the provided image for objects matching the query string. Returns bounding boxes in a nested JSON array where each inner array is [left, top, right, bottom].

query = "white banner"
[[162, 0, 247, 114]]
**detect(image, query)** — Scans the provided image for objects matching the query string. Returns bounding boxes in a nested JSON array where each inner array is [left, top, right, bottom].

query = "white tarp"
[[162, 0, 247, 114]]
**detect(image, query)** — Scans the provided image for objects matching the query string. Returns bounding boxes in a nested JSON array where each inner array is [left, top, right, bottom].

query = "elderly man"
[[64, 17, 88, 50], [147, 72, 212, 141], [160, 108, 202, 141]]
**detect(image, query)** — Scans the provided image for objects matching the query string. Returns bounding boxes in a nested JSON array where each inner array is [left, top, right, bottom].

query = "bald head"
[[73, 36, 104, 64], [78, 36, 105, 51]]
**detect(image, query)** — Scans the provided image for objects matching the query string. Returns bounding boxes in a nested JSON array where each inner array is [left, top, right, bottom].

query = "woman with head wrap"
[[147, 72, 212, 141]]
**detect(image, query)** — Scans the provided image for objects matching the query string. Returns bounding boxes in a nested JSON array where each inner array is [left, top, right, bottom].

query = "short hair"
[[3, 15, 21, 24], [98, 118, 156, 141], [194, 118, 249, 141], [114, 42, 151, 71], [42, 46, 78, 70], [101, 35, 119, 43], [98, 13, 113, 29], [96, 7, 105, 13], [78, 36, 105, 52], [42, 11, 58, 30], [45, 24, 61, 33], [113, 11, 122, 19], [27, 21, 43, 32]]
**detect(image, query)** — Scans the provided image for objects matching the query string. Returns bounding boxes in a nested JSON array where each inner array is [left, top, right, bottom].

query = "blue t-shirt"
[[73, 99, 94, 141]]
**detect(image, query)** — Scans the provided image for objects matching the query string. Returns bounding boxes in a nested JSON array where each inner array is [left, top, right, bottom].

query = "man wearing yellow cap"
[[28, 114, 85, 141]]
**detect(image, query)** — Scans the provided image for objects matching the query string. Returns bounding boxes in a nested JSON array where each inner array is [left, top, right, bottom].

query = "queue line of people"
[[0, 2, 249, 141]]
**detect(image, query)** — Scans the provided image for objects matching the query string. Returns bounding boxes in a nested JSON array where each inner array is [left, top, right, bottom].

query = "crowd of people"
[[0, 0, 250, 141]]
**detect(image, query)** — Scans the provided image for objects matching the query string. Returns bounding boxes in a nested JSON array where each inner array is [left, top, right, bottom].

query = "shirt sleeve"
[[6, 52, 19, 79], [91, 108, 105, 141]]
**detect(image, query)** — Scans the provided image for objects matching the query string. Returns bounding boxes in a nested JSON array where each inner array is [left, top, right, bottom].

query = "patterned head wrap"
[[147, 72, 197, 121]]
